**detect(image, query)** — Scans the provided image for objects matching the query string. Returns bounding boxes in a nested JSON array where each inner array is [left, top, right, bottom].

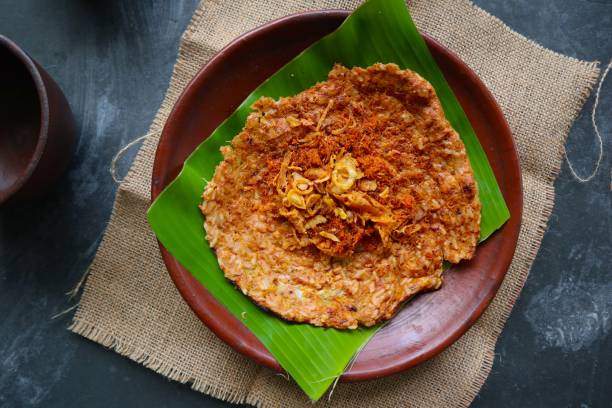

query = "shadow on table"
[[68, 0, 123, 21], [0, 171, 95, 287]]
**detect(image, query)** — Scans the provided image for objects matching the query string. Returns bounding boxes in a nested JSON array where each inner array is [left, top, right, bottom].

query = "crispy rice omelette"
[[201, 63, 480, 329]]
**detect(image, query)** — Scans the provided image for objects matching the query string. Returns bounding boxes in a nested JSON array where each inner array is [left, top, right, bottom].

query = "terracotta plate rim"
[[151, 10, 523, 382]]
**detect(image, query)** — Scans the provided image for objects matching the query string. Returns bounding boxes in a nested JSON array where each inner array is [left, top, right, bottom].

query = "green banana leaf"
[[147, 0, 510, 400]]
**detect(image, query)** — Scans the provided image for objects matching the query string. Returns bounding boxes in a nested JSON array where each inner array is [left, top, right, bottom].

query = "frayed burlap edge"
[[69, 320, 252, 405]]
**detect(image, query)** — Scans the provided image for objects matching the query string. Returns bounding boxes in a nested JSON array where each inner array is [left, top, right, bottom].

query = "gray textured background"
[[0, 1, 610, 407]]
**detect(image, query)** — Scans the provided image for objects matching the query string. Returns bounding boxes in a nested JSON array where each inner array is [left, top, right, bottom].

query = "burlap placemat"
[[70, 0, 600, 406]]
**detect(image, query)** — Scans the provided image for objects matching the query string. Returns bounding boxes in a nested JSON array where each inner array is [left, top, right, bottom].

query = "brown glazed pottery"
[[151, 11, 522, 381], [0, 35, 76, 205]]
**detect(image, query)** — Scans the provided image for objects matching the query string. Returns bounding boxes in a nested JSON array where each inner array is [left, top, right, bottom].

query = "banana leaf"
[[147, 0, 510, 400]]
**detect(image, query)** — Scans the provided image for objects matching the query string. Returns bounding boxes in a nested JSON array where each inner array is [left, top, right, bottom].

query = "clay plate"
[[151, 11, 522, 381]]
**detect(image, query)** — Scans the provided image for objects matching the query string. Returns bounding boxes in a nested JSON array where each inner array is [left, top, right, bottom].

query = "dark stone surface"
[[0, 1, 609, 407]]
